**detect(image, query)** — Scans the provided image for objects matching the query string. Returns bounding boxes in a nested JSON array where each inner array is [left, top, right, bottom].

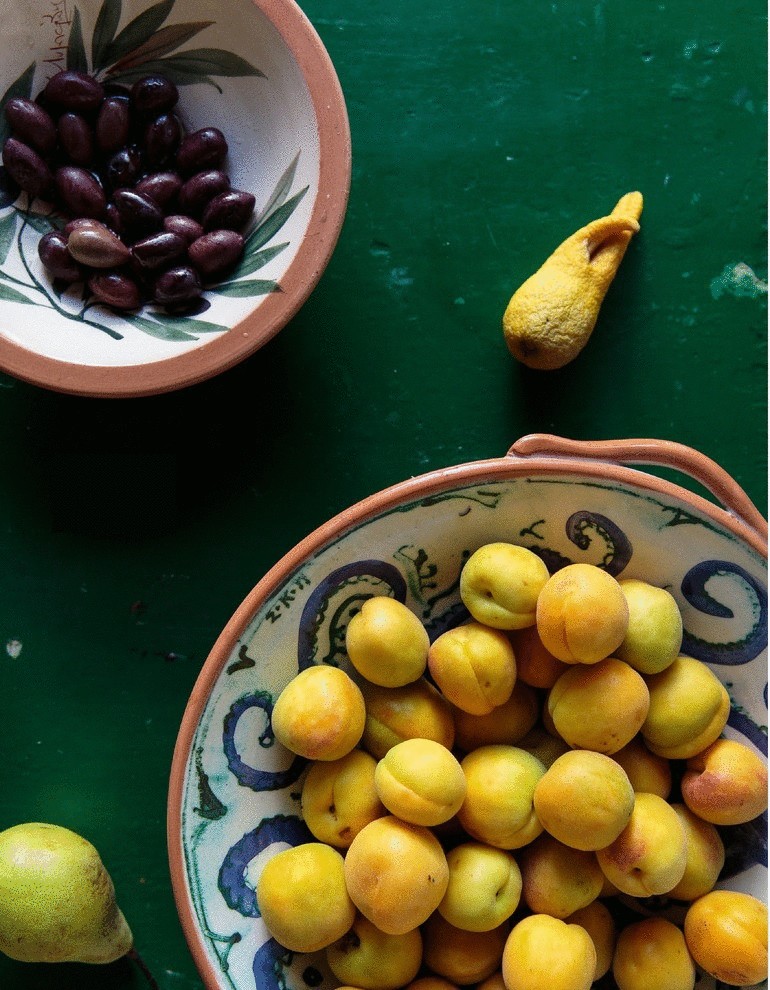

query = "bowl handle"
[[507, 434, 768, 541]]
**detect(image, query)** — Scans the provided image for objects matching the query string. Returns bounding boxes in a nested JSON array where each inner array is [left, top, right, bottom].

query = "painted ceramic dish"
[[0, 0, 350, 396], [168, 435, 768, 990]]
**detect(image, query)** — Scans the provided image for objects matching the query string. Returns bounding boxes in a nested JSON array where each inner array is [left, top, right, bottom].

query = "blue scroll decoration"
[[565, 510, 633, 576], [223, 692, 307, 791], [680, 560, 768, 666], [218, 814, 313, 917], [297, 559, 407, 670]]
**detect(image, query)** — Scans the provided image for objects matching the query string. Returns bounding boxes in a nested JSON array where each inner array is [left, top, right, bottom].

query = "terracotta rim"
[[0, 0, 352, 399], [166, 435, 767, 990]]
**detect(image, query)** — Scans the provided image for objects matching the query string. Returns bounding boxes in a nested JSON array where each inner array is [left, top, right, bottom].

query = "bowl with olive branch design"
[[168, 435, 768, 990], [0, 0, 350, 396]]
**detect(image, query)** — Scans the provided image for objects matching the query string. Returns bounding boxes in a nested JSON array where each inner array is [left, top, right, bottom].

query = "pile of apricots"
[[255, 543, 768, 990]]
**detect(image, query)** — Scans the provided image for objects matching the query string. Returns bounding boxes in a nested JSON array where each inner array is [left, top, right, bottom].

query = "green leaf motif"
[[231, 242, 288, 280], [104, 60, 222, 91], [67, 8, 89, 73], [22, 213, 58, 235], [126, 314, 200, 342], [91, 0, 123, 72], [213, 279, 279, 298], [0, 211, 18, 264], [0, 63, 36, 148], [107, 21, 215, 73], [102, 0, 175, 67], [107, 48, 264, 85], [249, 187, 308, 253], [0, 281, 37, 305], [156, 314, 226, 334]]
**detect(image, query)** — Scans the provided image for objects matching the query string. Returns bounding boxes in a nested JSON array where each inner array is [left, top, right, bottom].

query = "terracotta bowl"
[[168, 435, 768, 990], [0, 0, 350, 397]]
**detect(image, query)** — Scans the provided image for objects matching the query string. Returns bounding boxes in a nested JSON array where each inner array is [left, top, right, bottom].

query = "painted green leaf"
[[104, 61, 224, 92], [102, 0, 174, 67], [254, 154, 299, 225], [154, 313, 226, 334], [213, 279, 278, 297], [92, 0, 123, 72], [160, 49, 265, 78], [22, 212, 58, 235], [0, 63, 36, 148], [67, 8, 89, 73], [107, 21, 215, 73], [231, 242, 288, 279], [0, 211, 18, 264], [126, 313, 200, 342], [0, 281, 37, 305], [248, 187, 308, 252]]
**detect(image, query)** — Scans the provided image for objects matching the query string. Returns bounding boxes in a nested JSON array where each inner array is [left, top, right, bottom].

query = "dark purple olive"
[[54, 165, 106, 218], [2, 137, 53, 198], [143, 113, 182, 167], [89, 271, 142, 310], [130, 231, 187, 271], [95, 95, 131, 153], [67, 220, 130, 268], [104, 203, 123, 236], [176, 128, 228, 175], [163, 214, 204, 244], [177, 169, 230, 218], [4, 97, 57, 155], [153, 265, 202, 305], [111, 188, 164, 237], [130, 75, 179, 116], [188, 229, 244, 279], [202, 189, 256, 232], [57, 113, 94, 166], [42, 70, 104, 113], [38, 230, 83, 281], [104, 145, 143, 190], [135, 171, 182, 208]]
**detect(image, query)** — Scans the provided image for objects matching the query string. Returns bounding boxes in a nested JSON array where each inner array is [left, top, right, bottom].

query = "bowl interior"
[[170, 462, 768, 990], [0, 0, 347, 393]]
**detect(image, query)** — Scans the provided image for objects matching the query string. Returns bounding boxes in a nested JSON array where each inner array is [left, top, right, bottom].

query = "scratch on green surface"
[[710, 262, 768, 300]]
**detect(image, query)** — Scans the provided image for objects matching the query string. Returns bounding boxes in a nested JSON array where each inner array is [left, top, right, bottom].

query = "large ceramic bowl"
[[168, 435, 768, 990], [0, 0, 350, 397]]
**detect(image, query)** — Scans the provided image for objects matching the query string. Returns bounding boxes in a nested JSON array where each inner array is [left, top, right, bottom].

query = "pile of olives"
[[2, 69, 255, 312]]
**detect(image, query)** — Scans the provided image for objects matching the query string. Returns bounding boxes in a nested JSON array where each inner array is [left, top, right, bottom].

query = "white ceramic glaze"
[[168, 437, 768, 990], [0, 0, 350, 395]]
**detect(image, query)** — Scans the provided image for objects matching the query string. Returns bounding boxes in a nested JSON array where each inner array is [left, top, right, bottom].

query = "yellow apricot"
[[428, 622, 517, 715], [405, 980, 459, 990], [613, 917, 695, 990], [326, 913, 423, 990], [374, 738, 466, 826], [343, 815, 448, 934], [611, 736, 672, 798], [271, 664, 365, 760], [681, 736, 769, 826], [460, 541, 550, 630], [519, 833, 605, 919], [422, 912, 509, 985], [360, 677, 455, 759], [616, 579, 683, 675], [684, 890, 768, 987], [565, 900, 616, 980], [502, 913, 596, 990], [345, 596, 429, 687], [547, 657, 650, 754], [668, 803, 725, 902], [536, 563, 629, 664], [452, 680, 539, 751], [255, 843, 354, 953], [300, 749, 384, 847], [518, 724, 571, 768], [533, 749, 635, 851], [458, 745, 545, 849], [439, 841, 522, 932], [509, 623, 571, 688], [641, 655, 730, 760]]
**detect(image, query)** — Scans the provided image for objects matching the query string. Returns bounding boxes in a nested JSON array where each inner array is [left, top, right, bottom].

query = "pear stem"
[[127, 947, 160, 990]]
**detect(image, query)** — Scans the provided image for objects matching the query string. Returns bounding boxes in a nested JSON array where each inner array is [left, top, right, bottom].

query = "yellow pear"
[[503, 192, 643, 370], [0, 822, 133, 963]]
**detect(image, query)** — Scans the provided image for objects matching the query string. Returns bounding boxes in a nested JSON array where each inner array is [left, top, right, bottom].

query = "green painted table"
[[0, 0, 766, 988]]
